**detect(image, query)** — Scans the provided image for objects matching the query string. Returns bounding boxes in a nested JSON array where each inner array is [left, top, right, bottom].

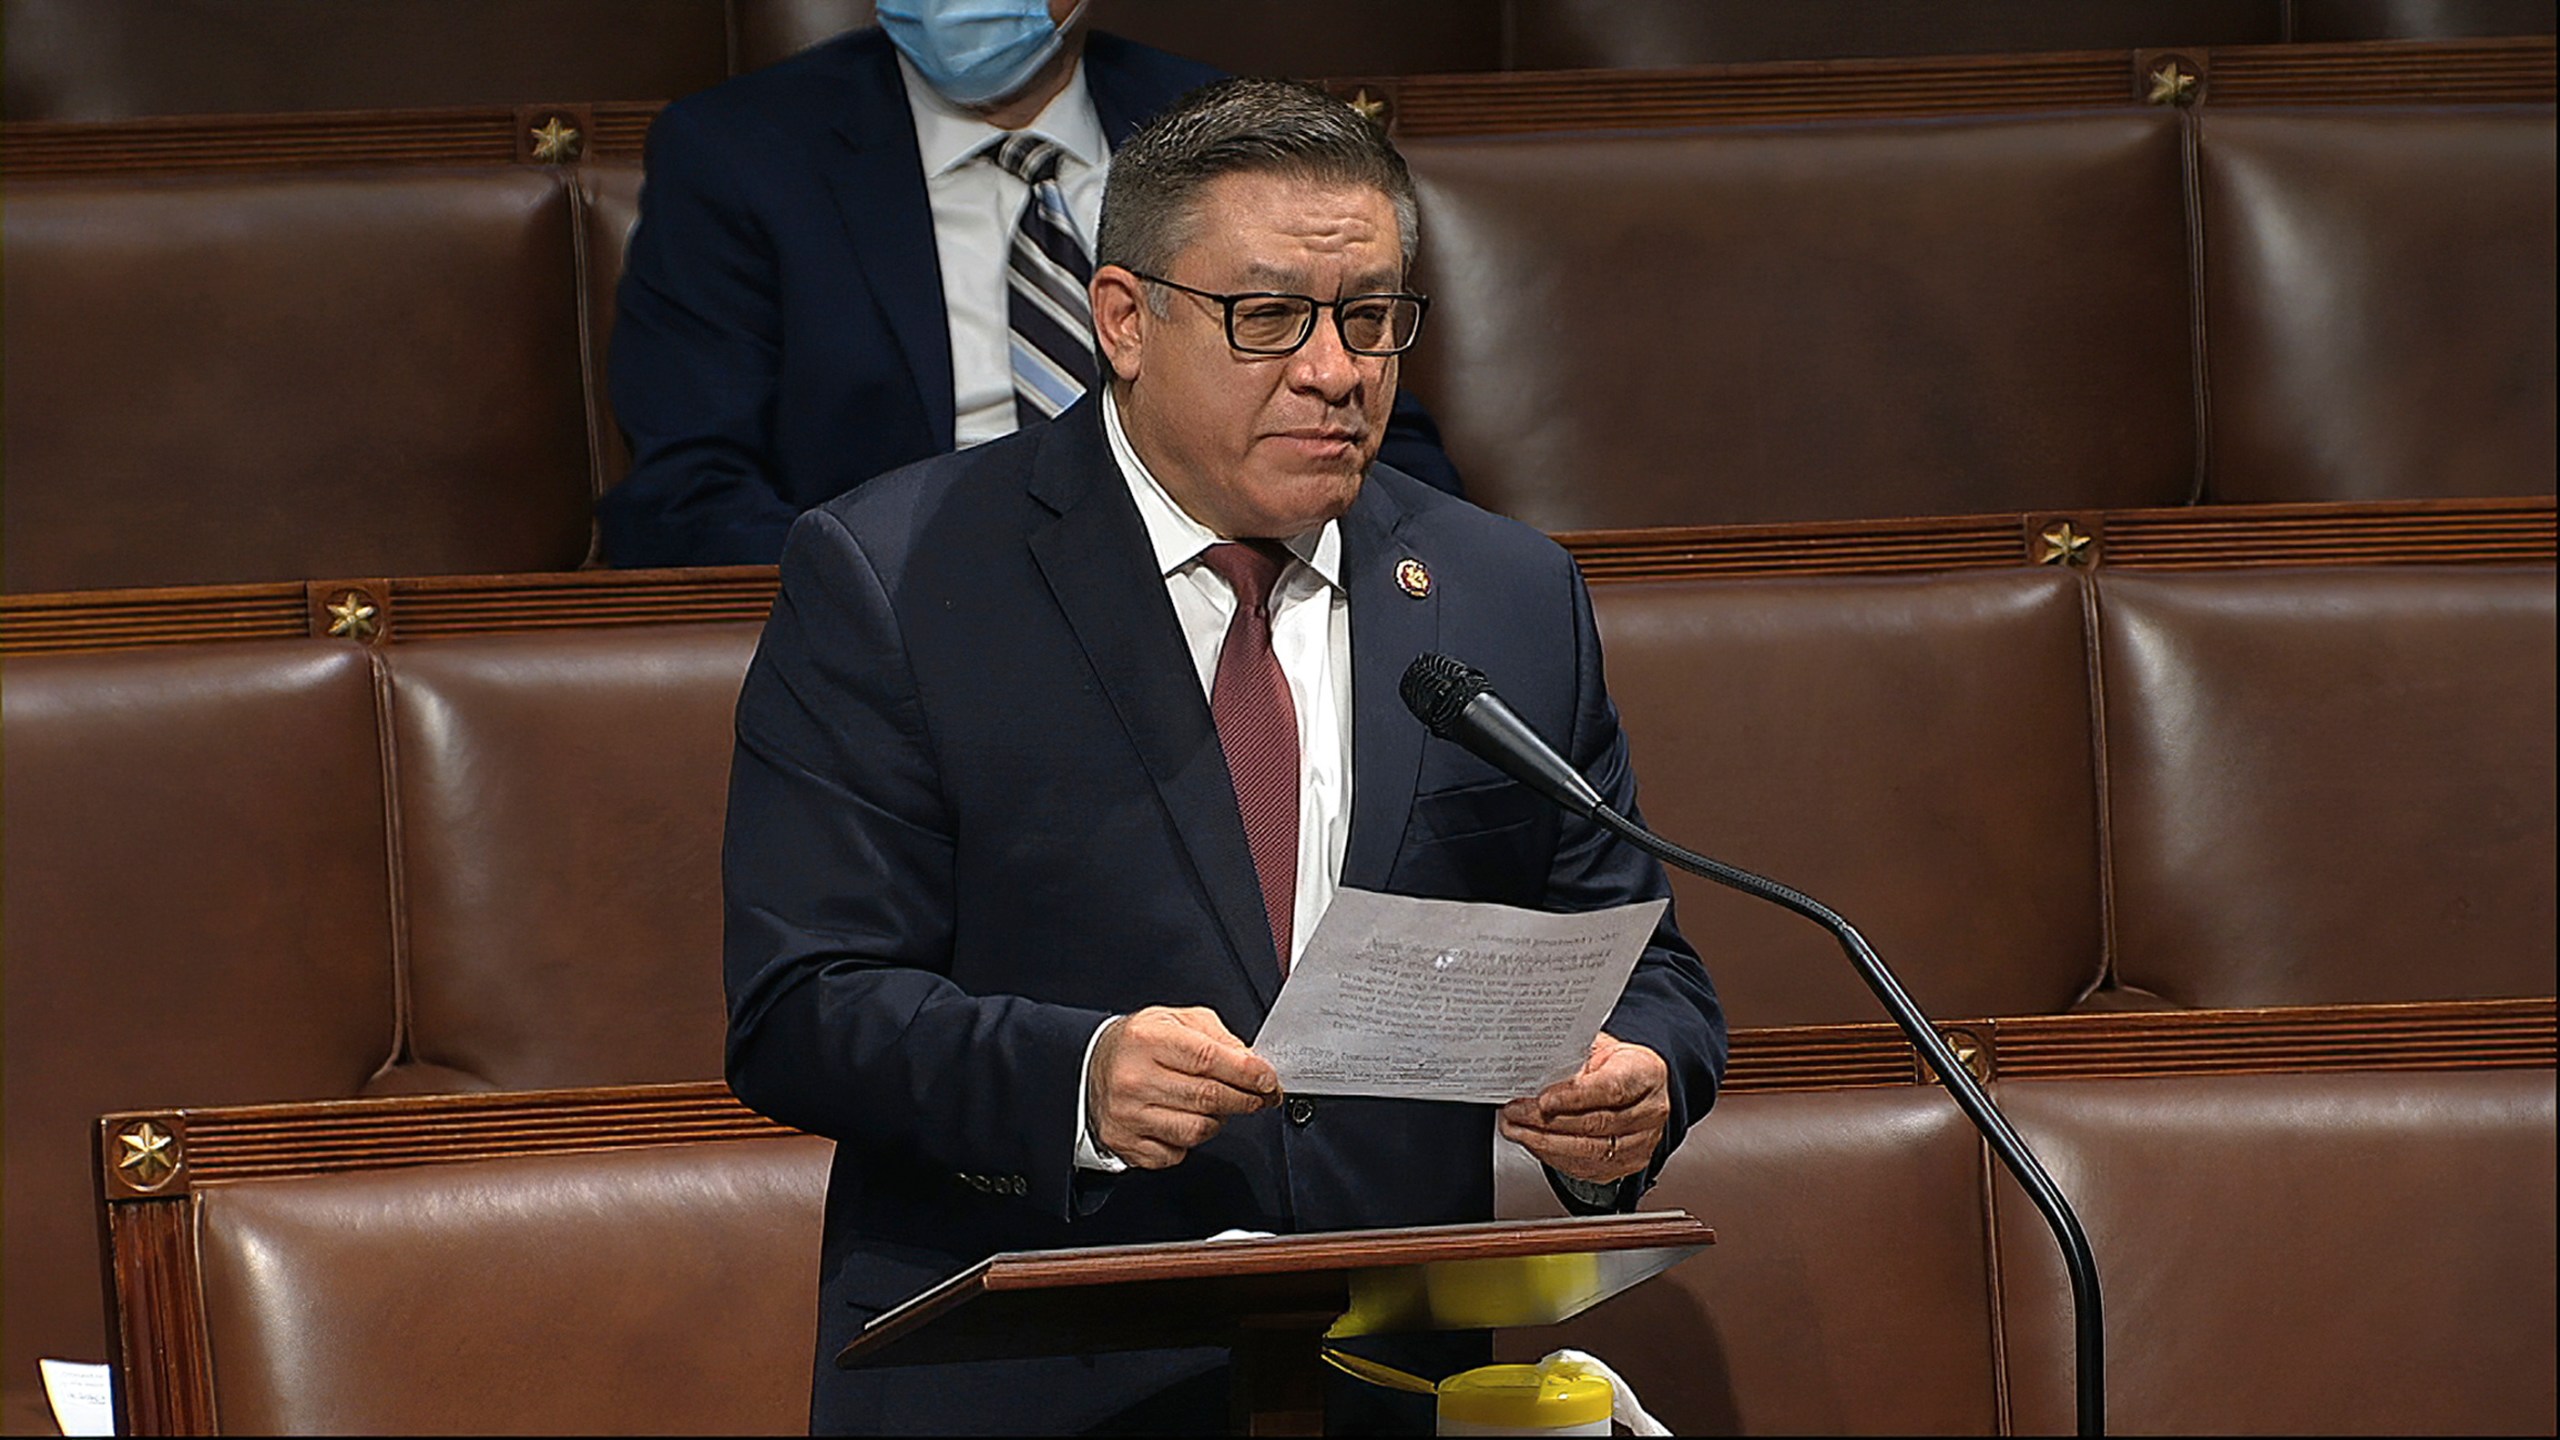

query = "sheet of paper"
[[40, 1360, 114, 1437], [1251, 888, 1667, 1103]]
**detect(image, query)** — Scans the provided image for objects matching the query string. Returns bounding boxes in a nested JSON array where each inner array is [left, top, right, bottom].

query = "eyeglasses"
[[1125, 270, 1429, 357]]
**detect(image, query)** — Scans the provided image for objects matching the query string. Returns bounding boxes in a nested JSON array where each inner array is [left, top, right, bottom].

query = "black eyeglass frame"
[[1122, 269, 1431, 357]]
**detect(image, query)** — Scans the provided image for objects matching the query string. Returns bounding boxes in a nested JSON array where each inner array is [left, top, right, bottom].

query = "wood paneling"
[[2098, 498, 2559, 567], [1, 106, 528, 177], [101, 1198, 213, 1435], [2207, 32, 2559, 102], [1723, 996, 2559, 1092]]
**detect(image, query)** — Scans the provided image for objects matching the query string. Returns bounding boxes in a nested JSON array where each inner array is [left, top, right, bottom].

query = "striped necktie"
[[990, 134, 1098, 429]]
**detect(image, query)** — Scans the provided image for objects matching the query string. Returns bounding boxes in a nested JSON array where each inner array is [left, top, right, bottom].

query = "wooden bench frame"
[[5, 495, 2550, 657]]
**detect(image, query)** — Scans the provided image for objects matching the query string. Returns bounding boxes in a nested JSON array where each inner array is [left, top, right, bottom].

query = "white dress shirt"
[[1072, 388, 1358, 1171], [900, 56, 1110, 448]]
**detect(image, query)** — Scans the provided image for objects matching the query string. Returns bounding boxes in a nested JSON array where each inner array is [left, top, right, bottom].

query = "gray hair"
[[1097, 76, 1420, 293]]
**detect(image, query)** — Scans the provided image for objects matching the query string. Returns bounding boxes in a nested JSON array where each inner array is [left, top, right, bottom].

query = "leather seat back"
[[1593, 569, 2105, 1026], [2, 168, 595, 590], [1992, 1068, 2558, 1434], [2197, 108, 2558, 503], [193, 1133, 833, 1433], [1497, 1085, 2000, 1434], [1, 642, 400, 1403], [382, 623, 758, 1090], [1400, 113, 2196, 530], [2096, 565, 2558, 1006]]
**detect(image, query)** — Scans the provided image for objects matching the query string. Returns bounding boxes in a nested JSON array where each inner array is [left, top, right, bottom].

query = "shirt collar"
[[899, 53, 1107, 180], [1102, 388, 1342, 592]]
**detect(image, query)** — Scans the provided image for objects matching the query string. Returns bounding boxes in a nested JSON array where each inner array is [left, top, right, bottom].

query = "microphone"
[[1400, 652, 2109, 1439], [1398, 654, 1604, 818]]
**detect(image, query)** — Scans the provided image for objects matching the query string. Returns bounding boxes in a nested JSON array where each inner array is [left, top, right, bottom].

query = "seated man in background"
[[603, 0, 1466, 568], [723, 76, 1720, 1433]]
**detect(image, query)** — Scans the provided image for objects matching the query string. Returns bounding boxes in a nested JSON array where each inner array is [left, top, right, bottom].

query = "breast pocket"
[[1397, 779, 1552, 904], [1409, 778, 1542, 842]]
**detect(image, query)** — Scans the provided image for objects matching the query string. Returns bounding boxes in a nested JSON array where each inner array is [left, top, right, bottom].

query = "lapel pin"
[[1395, 557, 1433, 599]]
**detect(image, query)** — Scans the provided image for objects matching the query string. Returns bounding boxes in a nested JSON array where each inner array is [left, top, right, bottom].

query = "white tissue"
[[1541, 1349, 1668, 1437]]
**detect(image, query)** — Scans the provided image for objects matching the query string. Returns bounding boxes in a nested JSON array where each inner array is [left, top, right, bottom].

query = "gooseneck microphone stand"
[[1586, 803, 2106, 1439], [1398, 653, 2104, 1436]]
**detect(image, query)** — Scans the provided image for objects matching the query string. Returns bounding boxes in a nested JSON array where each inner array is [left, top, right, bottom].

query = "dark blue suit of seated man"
[[721, 71, 1723, 1435], [602, 0, 1466, 569]]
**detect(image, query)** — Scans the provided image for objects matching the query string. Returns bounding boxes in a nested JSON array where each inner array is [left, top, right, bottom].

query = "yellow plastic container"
[[1434, 1359, 1614, 1437]]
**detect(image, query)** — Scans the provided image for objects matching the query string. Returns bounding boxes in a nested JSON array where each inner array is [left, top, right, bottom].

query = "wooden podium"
[[836, 1210, 1713, 1435]]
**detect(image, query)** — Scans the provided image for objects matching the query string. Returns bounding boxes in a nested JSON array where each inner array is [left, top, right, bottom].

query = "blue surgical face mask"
[[877, 0, 1089, 109]]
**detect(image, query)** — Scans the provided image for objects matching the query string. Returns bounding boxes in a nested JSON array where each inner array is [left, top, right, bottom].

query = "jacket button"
[[1286, 1097, 1316, 1127]]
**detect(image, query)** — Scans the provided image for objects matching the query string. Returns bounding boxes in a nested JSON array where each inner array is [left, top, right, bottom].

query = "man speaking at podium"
[[722, 76, 1725, 1434]]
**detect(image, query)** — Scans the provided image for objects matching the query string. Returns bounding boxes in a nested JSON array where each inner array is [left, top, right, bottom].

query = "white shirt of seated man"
[[902, 53, 1111, 447]]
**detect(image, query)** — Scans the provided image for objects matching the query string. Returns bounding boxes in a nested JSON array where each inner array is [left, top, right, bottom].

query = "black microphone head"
[[1400, 653, 1490, 737]]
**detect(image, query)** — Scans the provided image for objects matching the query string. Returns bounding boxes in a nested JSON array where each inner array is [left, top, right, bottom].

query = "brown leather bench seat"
[[382, 624, 752, 1091], [1497, 1084, 2005, 1434], [2197, 108, 2558, 506], [7, 554, 2550, 1429], [1498, 1064, 2558, 1435], [8, 91, 2550, 589], [85, 1053, 2556, 1433], [0, 642, 403, 1427], [1401, 113, 2200, 529], [1590, 563, 2556, 1027], [2, 624, 755, 1429], [2096, 566, 2559, 1008], [1593, 569, 2107, 1026], [1, 168, 598, 591], [1986, 1066, 2559, 1435], [1395, 103, 2555, 531], [190, 1129, 832, 1434]]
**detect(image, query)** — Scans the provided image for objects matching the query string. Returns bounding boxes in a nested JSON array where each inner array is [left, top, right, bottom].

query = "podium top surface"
[[839, 1210, 1713, 1370]]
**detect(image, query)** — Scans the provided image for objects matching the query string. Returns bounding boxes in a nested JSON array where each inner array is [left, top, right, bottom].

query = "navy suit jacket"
[[722, 397, 1722, 1433], [603, 28, 1465, 569]]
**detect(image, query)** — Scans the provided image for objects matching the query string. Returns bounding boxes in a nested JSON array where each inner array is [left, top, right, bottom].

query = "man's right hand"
[[1088, 1006, 1279, 1169]]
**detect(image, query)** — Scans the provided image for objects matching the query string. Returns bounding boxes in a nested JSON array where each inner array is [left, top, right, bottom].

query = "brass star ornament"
[[325, 591, 380, 639], [530, 116, 583, 163], [116, 1121, 180, 1190], [2038, 522, 2095, 567], [2146, 63, 2199, 107]]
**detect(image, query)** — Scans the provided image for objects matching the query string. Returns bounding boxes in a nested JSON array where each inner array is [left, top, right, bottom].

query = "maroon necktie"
[[1201, 542, 1299, 971]]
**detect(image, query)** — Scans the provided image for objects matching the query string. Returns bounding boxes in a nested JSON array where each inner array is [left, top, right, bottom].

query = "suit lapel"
[[1340, 481, 1437, 892], [826, 42, 958, 449], [1025, 406, 1284, 1009]]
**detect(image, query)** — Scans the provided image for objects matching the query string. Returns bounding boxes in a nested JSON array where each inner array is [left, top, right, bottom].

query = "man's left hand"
[[1497, 1032, 1670, 1185]]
